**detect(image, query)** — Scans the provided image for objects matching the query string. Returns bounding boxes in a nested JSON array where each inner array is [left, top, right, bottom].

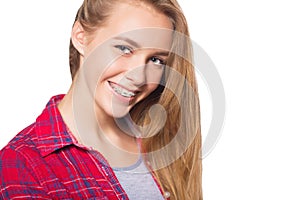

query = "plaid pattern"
[[0, 95, 129, 199]]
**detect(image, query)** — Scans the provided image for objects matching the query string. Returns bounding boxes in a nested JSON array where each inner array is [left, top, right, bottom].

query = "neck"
[[58, 82, 139, 167]]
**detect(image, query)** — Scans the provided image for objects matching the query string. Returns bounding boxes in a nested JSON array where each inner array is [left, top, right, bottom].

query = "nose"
[[124, 58, 146, 87]]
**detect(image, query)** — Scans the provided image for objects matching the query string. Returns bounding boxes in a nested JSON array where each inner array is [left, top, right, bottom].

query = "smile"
[[108, 81, 137, 98]]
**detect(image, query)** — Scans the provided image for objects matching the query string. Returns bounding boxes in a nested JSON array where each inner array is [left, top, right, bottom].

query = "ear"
[[71, 21, 85, 56]]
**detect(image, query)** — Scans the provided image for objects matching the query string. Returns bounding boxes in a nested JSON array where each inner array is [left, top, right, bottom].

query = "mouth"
[[108, 81, 138, 99]]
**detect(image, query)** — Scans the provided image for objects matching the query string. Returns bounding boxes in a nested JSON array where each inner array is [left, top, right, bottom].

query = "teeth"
[[112, 84, 136, 98]]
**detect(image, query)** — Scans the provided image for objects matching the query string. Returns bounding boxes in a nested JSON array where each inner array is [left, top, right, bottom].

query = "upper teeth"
[[112, 84, 136, 98]]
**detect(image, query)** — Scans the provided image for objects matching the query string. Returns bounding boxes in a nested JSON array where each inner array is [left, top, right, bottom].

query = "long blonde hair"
[[69, 0, 202, 199]]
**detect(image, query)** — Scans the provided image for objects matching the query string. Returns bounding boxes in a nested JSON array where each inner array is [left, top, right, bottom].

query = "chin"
[[110, 110, 130, 119], [105, 103, 132, 119]]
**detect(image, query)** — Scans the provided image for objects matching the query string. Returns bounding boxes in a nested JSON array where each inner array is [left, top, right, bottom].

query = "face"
[[80, 2, 173, 119]]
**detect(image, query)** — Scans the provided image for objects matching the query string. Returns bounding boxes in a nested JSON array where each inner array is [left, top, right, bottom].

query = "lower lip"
[[107, 81, 135, 104]]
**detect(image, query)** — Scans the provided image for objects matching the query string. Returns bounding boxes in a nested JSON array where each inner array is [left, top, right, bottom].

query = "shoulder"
[[0, 122, 39, 178], [0, 121, 43, 172], [0, 123, 51, 199], [1, 122, 38, 154]]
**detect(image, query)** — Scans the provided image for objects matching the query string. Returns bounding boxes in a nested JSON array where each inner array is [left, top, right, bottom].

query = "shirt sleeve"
[[0, 146, 50, 199]]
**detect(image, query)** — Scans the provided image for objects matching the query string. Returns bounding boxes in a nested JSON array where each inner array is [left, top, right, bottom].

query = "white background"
[[0, 0, 299, 199]]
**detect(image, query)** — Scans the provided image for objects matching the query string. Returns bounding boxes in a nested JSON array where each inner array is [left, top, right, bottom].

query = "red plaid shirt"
[[0, 95, 135, 199]]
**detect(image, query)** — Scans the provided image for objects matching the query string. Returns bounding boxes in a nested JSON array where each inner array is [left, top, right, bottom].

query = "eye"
[[150, 57, 166, 66], [114, 45, 133, 55]]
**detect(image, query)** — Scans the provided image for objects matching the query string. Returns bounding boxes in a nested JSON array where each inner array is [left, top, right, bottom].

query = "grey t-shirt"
[[113, 156, 165, 200]]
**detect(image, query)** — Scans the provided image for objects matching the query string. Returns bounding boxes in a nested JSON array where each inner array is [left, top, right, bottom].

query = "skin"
[[58, 2, 173, 167]]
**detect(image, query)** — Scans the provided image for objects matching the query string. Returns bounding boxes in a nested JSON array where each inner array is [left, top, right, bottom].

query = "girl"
[[0, 0, 202, 199]]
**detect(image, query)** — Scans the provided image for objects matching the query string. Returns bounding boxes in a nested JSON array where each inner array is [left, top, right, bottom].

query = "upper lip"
[[108, 81, 140, 93]]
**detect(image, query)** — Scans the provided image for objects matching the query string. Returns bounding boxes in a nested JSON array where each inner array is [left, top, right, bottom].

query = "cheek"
[[145, 67, 164, 85], [146, 83, 160, 93], [96, 62, 124, 84]]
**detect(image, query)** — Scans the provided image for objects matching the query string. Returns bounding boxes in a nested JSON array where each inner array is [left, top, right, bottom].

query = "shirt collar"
[[35, 94, 78, 157]]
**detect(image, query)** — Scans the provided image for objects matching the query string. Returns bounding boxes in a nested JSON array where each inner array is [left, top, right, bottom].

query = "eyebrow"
[[113, 36, 141, 48], [113, 36, 170, 56]]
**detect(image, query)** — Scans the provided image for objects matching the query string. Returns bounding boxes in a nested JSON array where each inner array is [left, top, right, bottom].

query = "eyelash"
[[115, 45, 133, 55], [150, 57, 166, 66], [114, 45, 166, 66]]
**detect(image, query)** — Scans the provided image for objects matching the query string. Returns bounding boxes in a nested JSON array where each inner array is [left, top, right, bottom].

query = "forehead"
[[91, 2, 174, 51], [108, 2, 173, 31]]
